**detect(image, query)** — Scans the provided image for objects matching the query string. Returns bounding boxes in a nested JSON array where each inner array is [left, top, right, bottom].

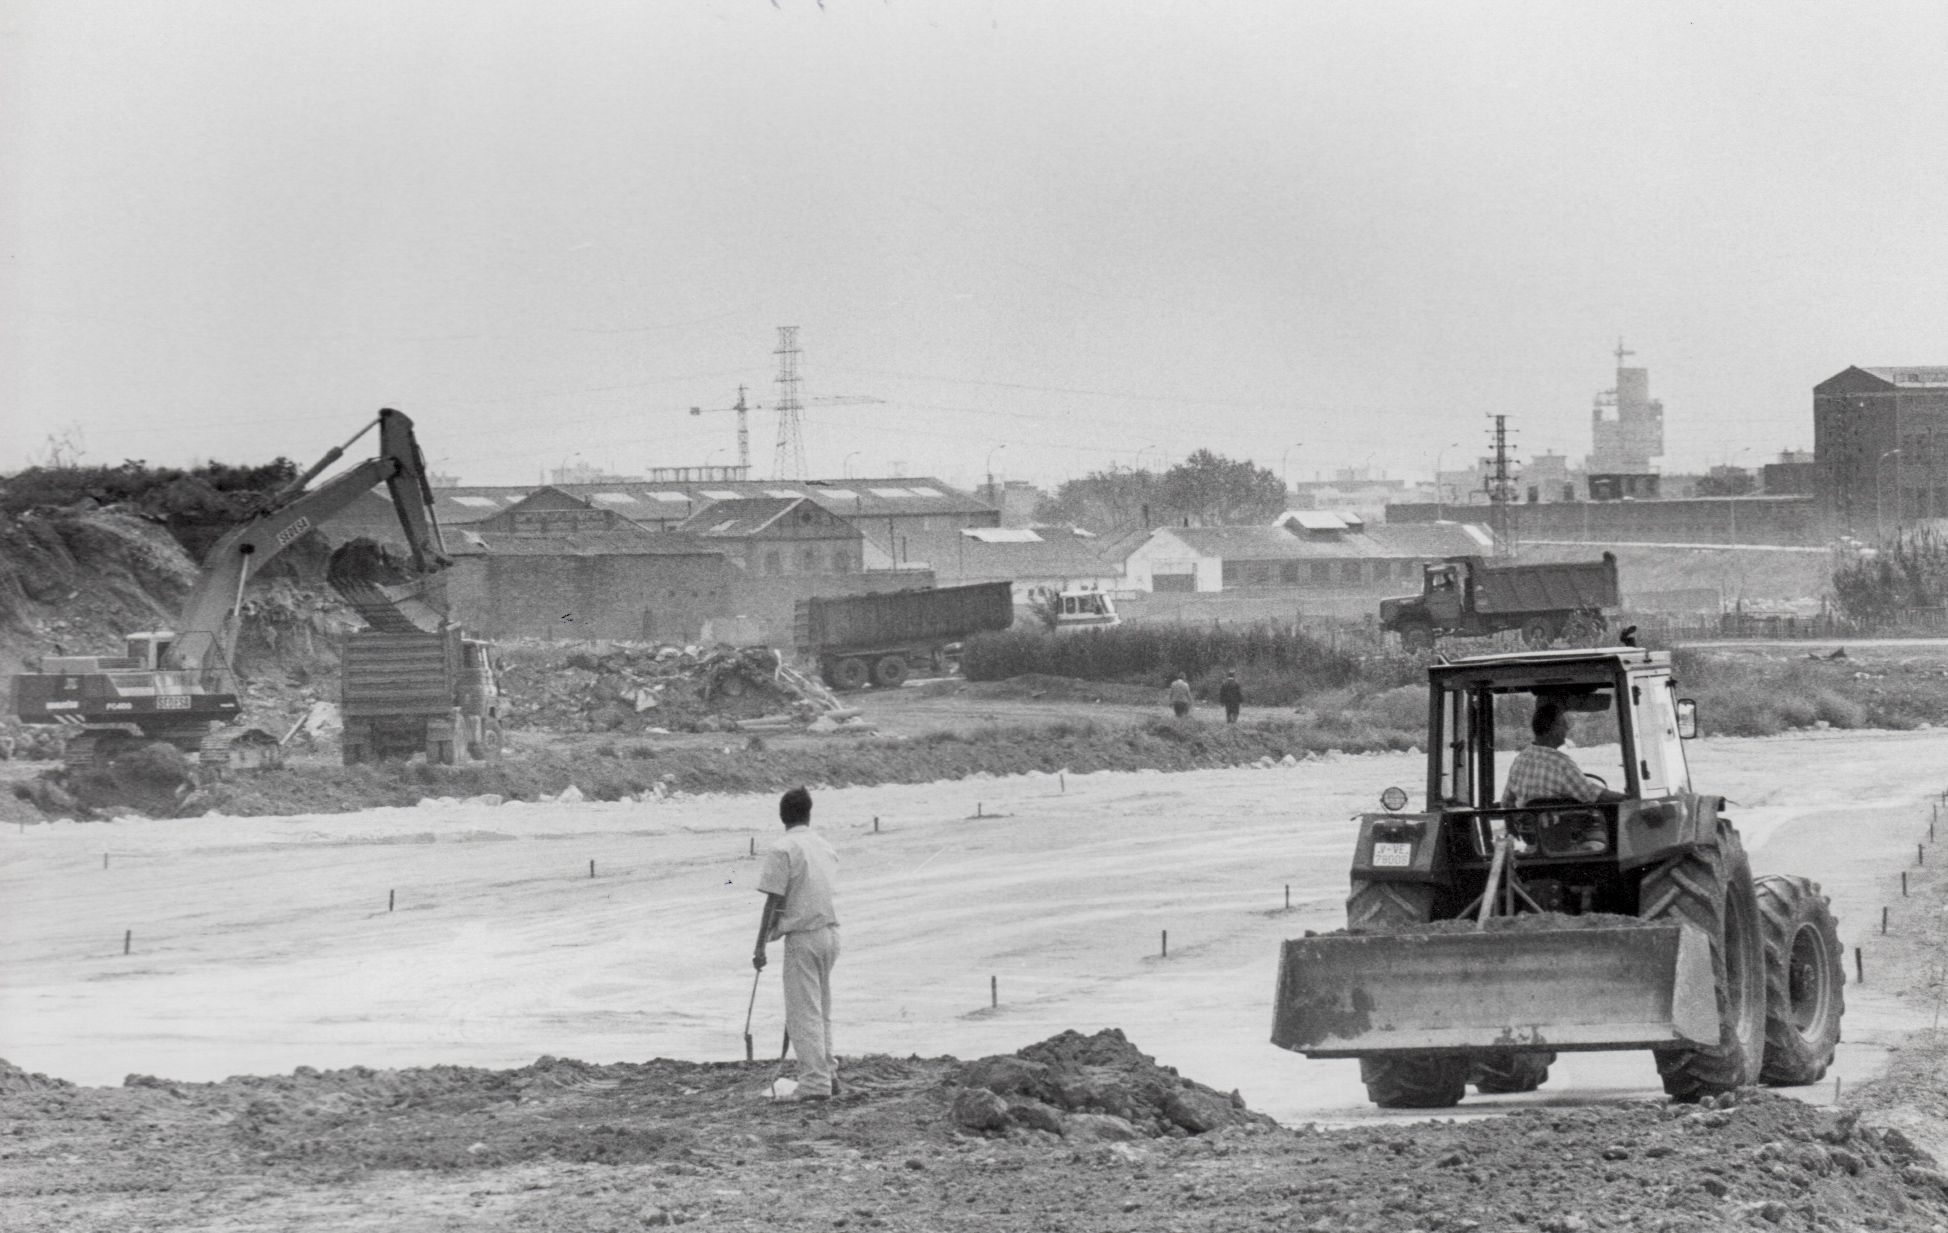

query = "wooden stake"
[[389, 889, 395, 912], [103, 853, 109, 869], [990, 975, 997, 1009], [1882, 906, 1889, 934], [123, 929, 131, 955], [873, 816, 879, 833], [1834, 1075, 1843, 1104], [1059, 773, 1066, 793], [1854, 947, 1863, 984], [1903, 872, 1909, 897], [590, 860, 596, 879], [749, 836, 755, 856], [977, 802, 983, 818], [1161, 930, 1169, 958]]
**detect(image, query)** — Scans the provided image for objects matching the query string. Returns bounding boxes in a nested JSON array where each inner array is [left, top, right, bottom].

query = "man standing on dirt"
[[1167, 673, 1193, 719], [753, 786, 841, 1102], [1218, 671, 1243, 724]]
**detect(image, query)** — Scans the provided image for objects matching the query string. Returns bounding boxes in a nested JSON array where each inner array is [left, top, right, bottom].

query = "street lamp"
[[985, 444, 1006, 508], [1432, 442, 1461, 521], [843, 451, 860, 479], [1281, 442, 1304, 492], [1877, 447, 1903, 542]]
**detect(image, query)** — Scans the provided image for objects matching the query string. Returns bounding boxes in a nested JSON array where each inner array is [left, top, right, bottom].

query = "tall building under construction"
[[1586, 341, 1665, 476]]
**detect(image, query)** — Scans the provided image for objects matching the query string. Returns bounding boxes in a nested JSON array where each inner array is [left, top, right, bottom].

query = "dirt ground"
[[4, 721, 1948, 1229]]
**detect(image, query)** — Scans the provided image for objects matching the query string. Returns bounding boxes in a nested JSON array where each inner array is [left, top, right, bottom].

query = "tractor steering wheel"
[[1583, 772, 1609, 791]]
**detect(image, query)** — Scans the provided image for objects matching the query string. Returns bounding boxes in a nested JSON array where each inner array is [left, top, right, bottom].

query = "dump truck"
[[327, 537, 506, 766], [11, 408, 453, 774], [1380, 552, 1619, 651], [793, 581, 1015, 689], [1270, 645, 1845, 1107]]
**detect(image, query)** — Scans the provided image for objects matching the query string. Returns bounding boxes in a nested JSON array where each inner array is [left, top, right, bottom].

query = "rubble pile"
[[498, 643, 854, 735]]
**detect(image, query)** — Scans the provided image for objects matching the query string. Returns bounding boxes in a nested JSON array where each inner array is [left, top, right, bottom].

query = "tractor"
[[1272, 646, 1846, 1106]]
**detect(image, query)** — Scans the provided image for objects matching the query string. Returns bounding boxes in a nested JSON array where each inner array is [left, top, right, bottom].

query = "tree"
[[1158, 450, 1288, 525], [1034, 468, 1166, 532]]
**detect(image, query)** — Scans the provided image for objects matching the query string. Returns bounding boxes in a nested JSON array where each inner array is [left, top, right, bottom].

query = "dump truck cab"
[[1272, 645, 1846, 1109]]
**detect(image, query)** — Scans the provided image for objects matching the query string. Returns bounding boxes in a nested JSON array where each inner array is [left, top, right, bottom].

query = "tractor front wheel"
[[1754, 874, 1845, 1085], [1469, 1050, 1554, 1094], [1346, 879, 1468, 1109], [1640, 821, 1767, 1100]]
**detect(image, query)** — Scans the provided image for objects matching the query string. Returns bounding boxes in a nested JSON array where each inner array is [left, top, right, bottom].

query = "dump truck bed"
[[1470, 555, 1619, 615], [793, 581, 1015, 655]]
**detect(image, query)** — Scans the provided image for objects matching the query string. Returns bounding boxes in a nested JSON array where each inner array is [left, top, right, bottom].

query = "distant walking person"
[[1167, 673, 1193, 719], [1218, 671, 1244, 724], [752, 786, 841, 1101]]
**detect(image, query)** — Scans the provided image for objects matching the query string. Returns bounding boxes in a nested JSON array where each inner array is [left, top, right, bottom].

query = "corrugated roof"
[[1154, 521, 1492, 560], [448, 529, 723, 557], [1860, 367, 1948, 387], [678, 497, 801, 537], [429, 476, 993, 525]]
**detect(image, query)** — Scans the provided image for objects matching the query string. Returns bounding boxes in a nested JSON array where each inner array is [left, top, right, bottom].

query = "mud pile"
[[500, 643, 846, 735], [3, 1034, 1946, 1232], [948, 1028, 1272, 1140]]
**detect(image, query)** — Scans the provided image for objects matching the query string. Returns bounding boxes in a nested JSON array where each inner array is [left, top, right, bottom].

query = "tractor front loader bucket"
[[1271, 923, 1718, 1057]]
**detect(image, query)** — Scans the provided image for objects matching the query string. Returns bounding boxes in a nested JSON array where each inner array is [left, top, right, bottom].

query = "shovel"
[[768, 1030, 795, 1100], [742, 968, 761, 1063]]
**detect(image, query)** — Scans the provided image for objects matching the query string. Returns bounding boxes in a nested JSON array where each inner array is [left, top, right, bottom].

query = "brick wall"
[[445, 553, 736, 643]]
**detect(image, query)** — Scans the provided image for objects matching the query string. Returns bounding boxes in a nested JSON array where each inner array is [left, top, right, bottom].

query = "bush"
[[962, 622, 1379, 706]]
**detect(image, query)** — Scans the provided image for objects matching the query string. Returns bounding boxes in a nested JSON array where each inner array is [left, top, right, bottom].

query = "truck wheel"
[[1397, 622, 1435, 653], [830, 658, 870, 691], [872, 655, 909, 688], [1754, 875, 1845, 1085], [1520, 617, 1557, 647], [1469, 1050, 1554, 1094], [1640, 820, 1767, 1100], [1346, 879, 1468, 1108]]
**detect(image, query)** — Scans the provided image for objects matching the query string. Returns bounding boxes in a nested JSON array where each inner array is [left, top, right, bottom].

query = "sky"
[[6, 1, 1948, 495]]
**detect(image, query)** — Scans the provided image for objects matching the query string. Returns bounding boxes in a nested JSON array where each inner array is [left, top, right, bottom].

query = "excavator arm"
[[164, 408, 448, 673]]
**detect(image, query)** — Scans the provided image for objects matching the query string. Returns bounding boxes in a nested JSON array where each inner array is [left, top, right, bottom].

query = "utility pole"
[[772, 326, 805, 480], [1486, 413, 1518, 557]]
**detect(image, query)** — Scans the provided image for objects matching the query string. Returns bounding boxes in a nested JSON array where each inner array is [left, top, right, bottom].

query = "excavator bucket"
[[327, 540, 450, 634], [1271, 922, 1719, 1057]]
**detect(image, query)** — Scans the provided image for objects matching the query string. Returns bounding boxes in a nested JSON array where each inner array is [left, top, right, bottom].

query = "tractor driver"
[[1501, 700, 1628, 809]]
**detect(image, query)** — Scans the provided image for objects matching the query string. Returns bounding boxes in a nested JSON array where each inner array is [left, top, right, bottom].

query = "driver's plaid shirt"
[[1500, 744, 1601, 807]]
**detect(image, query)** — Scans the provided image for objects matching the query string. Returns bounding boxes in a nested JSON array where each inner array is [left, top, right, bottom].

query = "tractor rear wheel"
[[1640, 821, 1767, 1101], [1469, 1050, 1554, 1094], [1397, 621, 1435, 653], [1520, 617, 1557, 647], [1346, 879, 1470, 1109], [1754, 874, 1845, 1085]]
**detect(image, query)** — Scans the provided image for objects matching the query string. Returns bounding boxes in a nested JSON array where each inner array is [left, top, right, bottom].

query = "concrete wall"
[[1386, 497, 1827, 546]]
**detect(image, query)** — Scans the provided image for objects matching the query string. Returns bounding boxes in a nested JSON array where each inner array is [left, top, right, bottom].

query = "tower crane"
[[688, 388, 884, 477]]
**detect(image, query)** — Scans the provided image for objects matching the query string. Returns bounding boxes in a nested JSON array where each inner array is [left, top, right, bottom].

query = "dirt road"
[[2, 726, 1942, 1138]]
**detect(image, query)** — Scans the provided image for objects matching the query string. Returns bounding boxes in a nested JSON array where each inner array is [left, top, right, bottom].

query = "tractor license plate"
[[1372, 841, 1413, 868], [156, 695, 192, 710]]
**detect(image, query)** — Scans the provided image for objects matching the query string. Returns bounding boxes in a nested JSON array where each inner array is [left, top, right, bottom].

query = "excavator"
[[11, 408, 477, 775]]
